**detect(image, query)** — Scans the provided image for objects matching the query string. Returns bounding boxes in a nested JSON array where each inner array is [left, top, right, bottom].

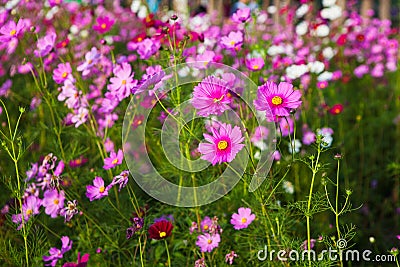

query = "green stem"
[[306, 146, 321, 265], [164, 239, 171, 267]]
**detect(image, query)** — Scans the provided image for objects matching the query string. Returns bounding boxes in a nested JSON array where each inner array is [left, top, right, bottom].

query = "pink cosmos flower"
[[246, 57, 265, 71], [43, 189, 65, 218], [34, 31, 56, 58], [0, 79, 12, 97], [53, 62, 73, 84], [250, 126, 269, 143], [86, 177, 109, 201], [108, 170, 129, 192], [196, 233, 221, 253], [92, 16, 114, 34], [232, 8, 251, 23], [71, 107, 88, 128], [0, 19, 25, 43], [254, 81, 302, 122], [43, 236, 72, 267], [302, 131, 316, 145], [136, 38, 160, 60], [278, 117, 294, 137], [225, 251, 238, 265], [77, 47, 101, 76], [194, 50, 215, 69], [191, 76, 232, 117], [61, 200, 78, 222], [200, 216, 213, 233], [23, 195, 41, 219], [58, 80, 79, 109], [0, 18, 26, 53], [107, 62, 137, 101], [198, 123, 244, 165], [354, 65, 369, 78], [230, 207, 255, 230], [221, 31, 243, 51], [103, 149, 123, 170], [49, 0, 63, 7]]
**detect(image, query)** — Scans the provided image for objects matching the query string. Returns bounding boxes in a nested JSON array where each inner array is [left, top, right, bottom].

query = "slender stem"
[[164, 239, 171, 267], [139, 235, 145, 267], [306, 146, 321, 265]]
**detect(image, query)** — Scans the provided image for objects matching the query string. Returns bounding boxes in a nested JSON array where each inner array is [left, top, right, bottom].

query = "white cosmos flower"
[[308, 61, 325, 74], [322, 47, 335, 60], [315, 24, 330, 37], [288, 139, 302, 154], [267, 5, 277, 14], [321, 5, 342, 20], [322, 0, 336, 7], [317, 71, 333, 81], [267, 45, 285, 56], [286, 64, 309, 80], [296, 21, 308, 36], [296, 4, 309, 18]]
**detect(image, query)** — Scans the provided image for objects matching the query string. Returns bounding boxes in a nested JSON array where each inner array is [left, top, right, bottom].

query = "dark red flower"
[[62, 252, 90, 267], [69, 156, 88, 168], [148, 220, 173, 240], [329, 104, 343, 115]]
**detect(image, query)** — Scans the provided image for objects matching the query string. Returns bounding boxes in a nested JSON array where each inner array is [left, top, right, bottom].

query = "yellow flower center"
[[213, 95, 224, 103], [53, 199, 59, 205], [62, 72, 68, 78], [87, 59, 93, 64], [10, 29, 16, 36], [230, 40, 235, 46], [137, 37, 143, 42], [122, 80, 127, 85], [68, 203, 75, 210], [159, 231, 166, 238], [271, 96, 283, 106], [217, 140, 228, 150], [112, 158, 119, 164], [26, 209, 33, 216], [253, 65, 259, 70], [99, 186, 105, 193], [203, 225, 209, 230], [241, 218, 247, 223], [207, 239, 212, 244], [101, 23, 107, 29]]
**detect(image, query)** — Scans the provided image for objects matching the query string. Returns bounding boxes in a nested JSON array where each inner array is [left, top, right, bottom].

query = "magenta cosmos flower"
[[86, 177, 109, 201], [92, 16, 114, 34], [230, 207, 255, 230], [196, 233, 221, 253], [221, 31, 243, 51], [103, 149, 123, 170], [43, 236, 72, 267], [192, 76, 232, 117], [107, 62, 137, 101], [254, 81, 302, 122], [53, 62, 73, 84], [34, 31, 56, 58], [232, 8, 251, 23], [198, 123, 244, 165], [42, 189, 65, 218], [198, 123, 245, 165], [246, 57, 265, 71]]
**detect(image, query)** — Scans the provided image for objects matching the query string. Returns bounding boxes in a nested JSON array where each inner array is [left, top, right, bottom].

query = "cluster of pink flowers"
[[11, 153, 79, 227]]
